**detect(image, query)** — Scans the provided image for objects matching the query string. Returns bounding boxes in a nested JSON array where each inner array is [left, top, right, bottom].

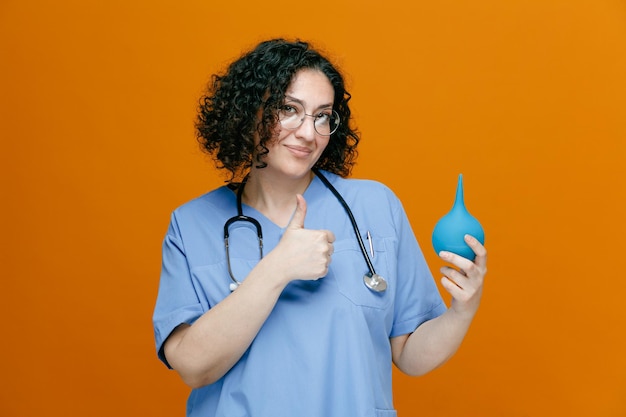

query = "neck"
[[242, 169, 314, 227]]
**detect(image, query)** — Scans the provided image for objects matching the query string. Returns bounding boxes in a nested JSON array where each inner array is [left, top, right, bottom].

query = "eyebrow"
[[284, 95, 334, 110]]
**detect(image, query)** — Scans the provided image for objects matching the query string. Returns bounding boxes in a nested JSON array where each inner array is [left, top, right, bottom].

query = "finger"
[[440, 267, 465, 288], [440, 256, 484, 287], [441, 266, 465, 279], [287, 194, 307, 230], [439, 250, 474, 272], [465, 234, 487, 268], [441, 276, 463, 294]]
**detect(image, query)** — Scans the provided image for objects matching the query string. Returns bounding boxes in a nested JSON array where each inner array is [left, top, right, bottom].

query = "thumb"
[[287, 194, 307, 230]]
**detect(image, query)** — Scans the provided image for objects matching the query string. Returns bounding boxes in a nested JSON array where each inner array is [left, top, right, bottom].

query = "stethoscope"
[[224, 168, 387, 293]]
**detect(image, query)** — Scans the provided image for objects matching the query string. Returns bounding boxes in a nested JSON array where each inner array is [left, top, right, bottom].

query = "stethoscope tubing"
[[311, 168, 378, 277], [224, 169, 383, 291]]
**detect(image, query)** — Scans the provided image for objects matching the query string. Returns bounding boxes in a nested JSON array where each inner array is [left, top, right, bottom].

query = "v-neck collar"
[[232, 173, 325, 231]]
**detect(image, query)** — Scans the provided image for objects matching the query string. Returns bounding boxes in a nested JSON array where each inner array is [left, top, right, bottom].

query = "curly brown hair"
[[195, 39, 360, 182]]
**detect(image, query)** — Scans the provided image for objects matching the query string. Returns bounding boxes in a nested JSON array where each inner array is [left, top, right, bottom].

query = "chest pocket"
[[330, 233, 393, 310]]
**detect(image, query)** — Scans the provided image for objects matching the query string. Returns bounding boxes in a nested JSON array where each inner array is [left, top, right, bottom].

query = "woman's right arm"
[[163, 253, 290, 388], [163, 195, 334, 388]]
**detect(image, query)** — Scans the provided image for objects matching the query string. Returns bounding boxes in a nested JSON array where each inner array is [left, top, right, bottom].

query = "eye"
[[315, 111, 332, 124], [280, 104, 299, 115]]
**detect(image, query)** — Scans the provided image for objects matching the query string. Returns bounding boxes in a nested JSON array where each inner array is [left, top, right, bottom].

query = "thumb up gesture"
[[277, 195, 335, 282]]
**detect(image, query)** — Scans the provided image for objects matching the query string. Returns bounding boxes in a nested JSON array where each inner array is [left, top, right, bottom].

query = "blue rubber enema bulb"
[[432, 174, 485, 261]]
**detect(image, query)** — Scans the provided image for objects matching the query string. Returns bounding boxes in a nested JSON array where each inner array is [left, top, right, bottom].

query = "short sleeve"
[[152, 212, 205, 368], [389, 199, 447, 338]]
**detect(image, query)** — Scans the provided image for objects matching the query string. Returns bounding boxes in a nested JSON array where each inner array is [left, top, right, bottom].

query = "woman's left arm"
[[391, 234, 487, 376]]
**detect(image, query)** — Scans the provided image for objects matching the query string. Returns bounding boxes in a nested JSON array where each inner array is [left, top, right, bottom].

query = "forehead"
[[286, 69, 334, 105]]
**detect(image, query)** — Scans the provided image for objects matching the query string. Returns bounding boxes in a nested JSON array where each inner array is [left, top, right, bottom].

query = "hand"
[[438, 234, 487, 318], [274, 194, 335, 282]]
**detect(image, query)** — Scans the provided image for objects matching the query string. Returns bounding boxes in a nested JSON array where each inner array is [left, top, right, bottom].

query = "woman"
[[153, 38, 487, 417]]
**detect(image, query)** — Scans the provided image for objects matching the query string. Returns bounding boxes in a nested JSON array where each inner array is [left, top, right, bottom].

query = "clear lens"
[[278, 105, 301, 129], [278, 104, 340, 136]]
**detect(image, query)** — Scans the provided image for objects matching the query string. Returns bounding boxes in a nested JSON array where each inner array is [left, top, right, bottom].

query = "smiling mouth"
[[285, 145, 313, 157]]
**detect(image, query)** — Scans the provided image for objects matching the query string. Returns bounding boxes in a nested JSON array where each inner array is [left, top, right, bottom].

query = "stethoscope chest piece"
[[363, 273, 387, 292]]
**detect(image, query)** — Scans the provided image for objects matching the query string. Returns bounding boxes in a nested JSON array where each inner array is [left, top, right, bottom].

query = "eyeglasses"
[[277, 103, 340, 136]]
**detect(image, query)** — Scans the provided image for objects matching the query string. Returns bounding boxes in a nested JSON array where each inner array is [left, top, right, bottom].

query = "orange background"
[[1, 0, 625, 416]]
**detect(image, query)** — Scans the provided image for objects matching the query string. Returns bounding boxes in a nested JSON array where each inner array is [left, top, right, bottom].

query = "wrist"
[[255, 254, 291, 290]]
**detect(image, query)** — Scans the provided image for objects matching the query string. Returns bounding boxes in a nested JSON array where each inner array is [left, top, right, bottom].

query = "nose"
[[294, 114, 317, 141]]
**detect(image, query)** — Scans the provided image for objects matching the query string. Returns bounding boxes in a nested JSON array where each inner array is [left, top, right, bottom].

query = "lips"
[[284, 144, 313, 158]]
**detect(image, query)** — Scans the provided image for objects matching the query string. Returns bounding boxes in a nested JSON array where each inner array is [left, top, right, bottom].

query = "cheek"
[[317, 137, 331, 152]]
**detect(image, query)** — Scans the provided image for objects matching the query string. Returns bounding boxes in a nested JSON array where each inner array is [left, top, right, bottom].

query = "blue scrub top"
[[153, 171, 447, 417]]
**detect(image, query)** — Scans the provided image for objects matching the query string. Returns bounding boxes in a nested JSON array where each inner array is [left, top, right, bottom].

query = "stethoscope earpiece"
[[229, 282, 239, 292]]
